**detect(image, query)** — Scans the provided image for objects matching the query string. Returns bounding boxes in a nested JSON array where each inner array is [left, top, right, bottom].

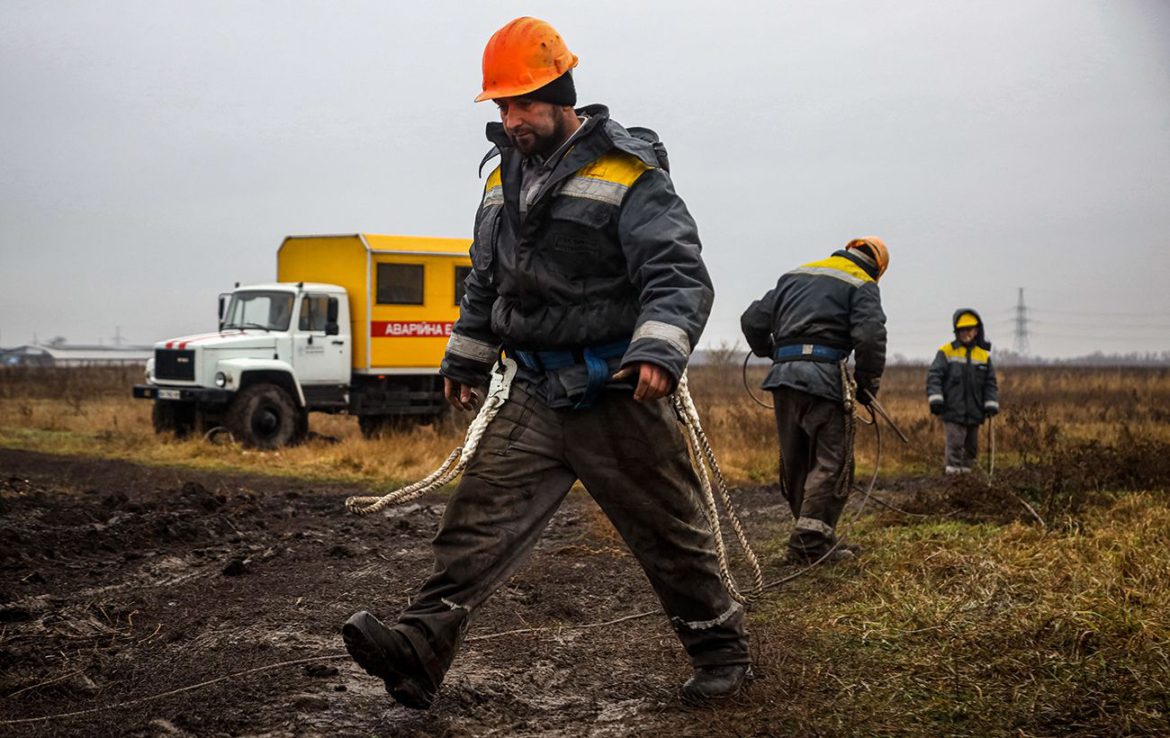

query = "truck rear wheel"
[[226, 383, 302, 449], [153, 400, 195, 438]]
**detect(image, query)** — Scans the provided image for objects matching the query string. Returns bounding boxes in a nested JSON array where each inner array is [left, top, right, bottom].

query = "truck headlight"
[[215, 372, 228, 388]]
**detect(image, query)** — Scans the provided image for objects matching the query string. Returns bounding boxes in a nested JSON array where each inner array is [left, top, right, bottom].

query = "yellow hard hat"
[[846, 236, 889, 280], [955, 312, 980, 328]]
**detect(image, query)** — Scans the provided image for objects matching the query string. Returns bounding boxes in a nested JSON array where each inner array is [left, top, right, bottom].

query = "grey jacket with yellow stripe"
[[441, 105, 714, 408], [926, 308, 1000, 425], [740, 250, 887, 403]]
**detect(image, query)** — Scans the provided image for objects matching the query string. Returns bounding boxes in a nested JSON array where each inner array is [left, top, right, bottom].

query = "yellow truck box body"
[[277, 234, 472, 373]]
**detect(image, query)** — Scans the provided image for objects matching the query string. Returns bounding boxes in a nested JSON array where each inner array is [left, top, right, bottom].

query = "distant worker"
[[740, 238, 889, 564], [342, 17, 750, 708], [926, 309, 999, 473]]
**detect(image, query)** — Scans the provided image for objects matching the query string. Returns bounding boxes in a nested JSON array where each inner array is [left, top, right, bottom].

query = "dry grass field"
[[2, 362, 1169, 735], [698, 359, 1170, 482], [5, 362, 1169, 488]]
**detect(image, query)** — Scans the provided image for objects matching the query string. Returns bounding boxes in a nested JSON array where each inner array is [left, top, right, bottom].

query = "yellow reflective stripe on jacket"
[[483, 166, 503, 207], [940, 343, 991, 364], [558, 151, 652, 206], [789, 255, 875, 287]]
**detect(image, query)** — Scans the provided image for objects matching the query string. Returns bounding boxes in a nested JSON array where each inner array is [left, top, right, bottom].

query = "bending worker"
[[926, 309, 1000, 473], [740, 238, 889, 564], [342, 17, 750, 708]]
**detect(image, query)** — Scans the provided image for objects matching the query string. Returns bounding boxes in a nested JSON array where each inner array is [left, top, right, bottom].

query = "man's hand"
[[612, 362, 674, 402], [857, 386, 877, 407], [444, 377, 480, 411], [930, 401, 944, 416]]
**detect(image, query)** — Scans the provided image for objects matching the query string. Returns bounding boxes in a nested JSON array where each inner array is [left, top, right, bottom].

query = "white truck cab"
[[134, 234, 472, 448], [137, 282, 352, 447]]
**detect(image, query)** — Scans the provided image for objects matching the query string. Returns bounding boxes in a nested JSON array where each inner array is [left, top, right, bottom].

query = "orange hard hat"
[[846, 236, 890, 280], [475, 17, 579, 103]]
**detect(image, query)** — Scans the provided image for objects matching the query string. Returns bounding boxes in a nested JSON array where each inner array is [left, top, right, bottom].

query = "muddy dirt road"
[[0, 449, 803, 737]]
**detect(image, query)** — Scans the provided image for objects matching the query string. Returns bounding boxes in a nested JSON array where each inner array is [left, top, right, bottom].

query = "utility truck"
[[133, 234, 472, 448]]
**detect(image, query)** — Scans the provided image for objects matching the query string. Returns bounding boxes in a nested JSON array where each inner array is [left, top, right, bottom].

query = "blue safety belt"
[[511, 340, 631, 410], [774, 343, 849, 362]]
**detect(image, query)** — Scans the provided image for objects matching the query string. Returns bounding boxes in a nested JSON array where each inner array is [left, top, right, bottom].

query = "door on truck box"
[[293, 293, 350, 383]]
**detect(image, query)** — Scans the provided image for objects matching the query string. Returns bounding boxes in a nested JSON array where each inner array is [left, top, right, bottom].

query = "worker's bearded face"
[[497, 98, 573, 157]]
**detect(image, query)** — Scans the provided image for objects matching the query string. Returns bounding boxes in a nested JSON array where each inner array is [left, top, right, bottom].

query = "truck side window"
[[454, 266, 472, 306], [377, 263, 424, 305], [298, 295, 329, 332]]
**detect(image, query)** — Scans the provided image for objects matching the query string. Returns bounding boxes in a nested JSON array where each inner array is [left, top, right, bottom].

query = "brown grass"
[[3, 364, 1169, 734], [734, 493, 1170, 735], [3, 363, 1169, 490], [0, 366, 467, 486], [691, 361, 1170, 483]]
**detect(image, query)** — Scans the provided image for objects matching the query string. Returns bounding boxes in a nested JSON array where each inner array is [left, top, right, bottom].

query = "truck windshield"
[[222, 291, 295, 331]]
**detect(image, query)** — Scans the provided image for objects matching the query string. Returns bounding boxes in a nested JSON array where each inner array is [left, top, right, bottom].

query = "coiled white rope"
[[344, 359, 517, 515], [343, 359, 764, 604], [671, 372, 764, 603]]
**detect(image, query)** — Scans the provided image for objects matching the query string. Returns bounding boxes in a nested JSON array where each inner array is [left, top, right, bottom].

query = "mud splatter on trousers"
[[772, 387, 853, 558], [386, 381, 749, 692]]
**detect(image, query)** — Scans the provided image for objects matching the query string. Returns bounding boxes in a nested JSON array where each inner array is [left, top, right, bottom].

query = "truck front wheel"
[[153, 400, 195, 438], [226, 384, 302, 449]]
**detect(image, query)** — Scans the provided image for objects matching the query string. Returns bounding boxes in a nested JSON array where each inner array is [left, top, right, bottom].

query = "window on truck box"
[[454, 266, 472, 306], [376, 263, 424, 305], [298, 295, 329, 331]]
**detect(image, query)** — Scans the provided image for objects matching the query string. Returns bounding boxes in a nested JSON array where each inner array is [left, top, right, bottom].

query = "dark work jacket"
[[441, 104, 714, 408], [739, 250, 887, 402], [926, 307, 1000, 425]]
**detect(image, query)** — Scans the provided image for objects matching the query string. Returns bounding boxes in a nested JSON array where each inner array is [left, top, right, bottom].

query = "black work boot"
[[342, 611, 437, 709], [680, 664, 753, 703]]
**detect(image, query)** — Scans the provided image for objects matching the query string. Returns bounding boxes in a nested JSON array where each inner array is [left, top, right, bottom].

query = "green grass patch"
[[746, 493, 1170, 735]]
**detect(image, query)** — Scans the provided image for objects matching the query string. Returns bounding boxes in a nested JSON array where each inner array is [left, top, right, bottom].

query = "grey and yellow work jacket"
[[440, 104, 714, 409], [740, 250, 887, 403], [926, 308, 999, 425]]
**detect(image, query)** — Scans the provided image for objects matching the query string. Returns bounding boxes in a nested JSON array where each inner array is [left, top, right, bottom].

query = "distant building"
[[0, 344, 152, 367]]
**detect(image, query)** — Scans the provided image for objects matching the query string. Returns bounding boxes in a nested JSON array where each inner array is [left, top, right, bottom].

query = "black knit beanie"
[[525, 71, 576, 106]]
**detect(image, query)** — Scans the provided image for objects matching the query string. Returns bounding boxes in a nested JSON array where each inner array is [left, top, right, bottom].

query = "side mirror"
[[218, 294, 228, 329], [325, 297, 340, 336]]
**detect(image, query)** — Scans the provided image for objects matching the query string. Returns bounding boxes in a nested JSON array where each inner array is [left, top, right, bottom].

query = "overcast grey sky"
[[2, 1, 1168, 359]]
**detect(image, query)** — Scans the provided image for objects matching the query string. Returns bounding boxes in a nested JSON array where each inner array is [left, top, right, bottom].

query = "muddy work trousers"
[[944, 421, 980, 472], [772, 387, 853, 559], [387, 381, 749, 692]]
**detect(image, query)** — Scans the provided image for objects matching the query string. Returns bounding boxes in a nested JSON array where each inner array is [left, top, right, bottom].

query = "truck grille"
[[155, 349, 196, 381]]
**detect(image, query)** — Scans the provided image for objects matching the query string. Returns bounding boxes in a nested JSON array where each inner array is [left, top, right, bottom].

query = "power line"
[[993, 318, 1170, 332], [1026, 321, 1170, 330], [1030, 307, 1169, 319], [1030, 333, 1170, 342]]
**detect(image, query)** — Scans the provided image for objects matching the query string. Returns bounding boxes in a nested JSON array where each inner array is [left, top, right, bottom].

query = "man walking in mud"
[[342, 16, 750, 708], [740, 238, 889, 564]]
